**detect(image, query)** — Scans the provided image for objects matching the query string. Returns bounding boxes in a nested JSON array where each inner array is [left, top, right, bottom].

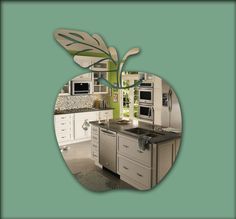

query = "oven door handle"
[[148, 107, 151, 117]]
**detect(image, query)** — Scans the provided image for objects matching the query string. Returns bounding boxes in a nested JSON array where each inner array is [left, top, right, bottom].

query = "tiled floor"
[[60, 141, 134, 191]]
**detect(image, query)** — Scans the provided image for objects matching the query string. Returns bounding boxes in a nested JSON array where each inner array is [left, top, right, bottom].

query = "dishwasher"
[[99, 128, 117, 173]]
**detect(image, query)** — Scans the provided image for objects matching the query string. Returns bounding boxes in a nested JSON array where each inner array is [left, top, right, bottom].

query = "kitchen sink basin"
[[145, 133, 161, 137], [125, 127, 164, 136], [125, 128, 150, 135]]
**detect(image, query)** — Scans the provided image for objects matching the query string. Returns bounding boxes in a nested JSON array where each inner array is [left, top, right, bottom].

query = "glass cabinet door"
[[93, 72, 108, 94]]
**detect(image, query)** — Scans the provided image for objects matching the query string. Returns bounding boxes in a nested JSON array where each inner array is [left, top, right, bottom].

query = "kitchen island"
[[90, 119, 181, 190]]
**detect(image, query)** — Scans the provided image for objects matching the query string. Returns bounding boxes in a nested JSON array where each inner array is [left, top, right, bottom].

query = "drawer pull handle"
[[61, 129, 65, 131], [61, 123, 65, 125], [123, 166, 129, 170], [123, 144, 129, 148], [137, 173, 143, 177], [137, 150, 144, 153]]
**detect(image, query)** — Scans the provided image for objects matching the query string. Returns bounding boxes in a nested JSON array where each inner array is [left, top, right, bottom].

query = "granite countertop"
[[90, 119, 181, 144], [54, 107, 114, 115]]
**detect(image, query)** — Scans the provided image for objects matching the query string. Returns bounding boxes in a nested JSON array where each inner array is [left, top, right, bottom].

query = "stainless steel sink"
[[125, 127, 164, 136], [125, 128, 150, 135]]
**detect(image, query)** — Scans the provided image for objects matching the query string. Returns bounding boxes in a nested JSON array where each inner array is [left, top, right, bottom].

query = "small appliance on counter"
[[93, 99, 108, 109]]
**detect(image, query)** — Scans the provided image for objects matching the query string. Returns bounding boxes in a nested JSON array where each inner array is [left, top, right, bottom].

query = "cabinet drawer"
[[56, 133, 71, 143], [55, 121, 72, 131], [91, 142, 99, 150], [118, 134, 151, 167], [54, 114, 72, 122], [118, 155, 151, 187], [91, 126, 99, 134], [91, 135, 99, 143], [91, 150, 99, 160], [55, 128, 71, 136]]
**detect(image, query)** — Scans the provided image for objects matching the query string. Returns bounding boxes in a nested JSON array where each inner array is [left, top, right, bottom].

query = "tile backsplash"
[[54, 94, 108, 110]]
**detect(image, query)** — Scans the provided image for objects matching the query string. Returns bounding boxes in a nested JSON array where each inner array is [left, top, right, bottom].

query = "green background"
[[2, 2, 235, 218]]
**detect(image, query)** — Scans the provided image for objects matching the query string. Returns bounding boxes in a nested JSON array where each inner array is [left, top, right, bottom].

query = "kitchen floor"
[[61, 141, 134, 192]]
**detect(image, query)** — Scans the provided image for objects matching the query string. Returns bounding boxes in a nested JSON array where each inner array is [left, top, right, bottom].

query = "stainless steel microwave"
[[138, 105, 154, 120], [71, 81, 92, 95]]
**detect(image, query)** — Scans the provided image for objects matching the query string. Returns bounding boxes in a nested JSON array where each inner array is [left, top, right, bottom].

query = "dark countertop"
[[90, 119, 181, 144], [54, 107, 114, 115]]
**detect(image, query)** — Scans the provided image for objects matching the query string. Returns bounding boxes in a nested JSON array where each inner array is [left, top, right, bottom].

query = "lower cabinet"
[[117, 134, 152, 190], [117, 154, 151, 190], [54, 114, 74, 146], [117, 134, 180, 189], [173, 138, 181, 162], [91, 125, 102, 167], [54, 109, 114, 146], [157, 140, 175, 183], [74, 112, 98, 142]]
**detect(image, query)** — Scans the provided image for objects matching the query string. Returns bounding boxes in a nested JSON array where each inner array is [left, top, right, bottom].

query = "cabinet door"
[[117, 134, 151, 167], [54, 114, 74, 145], [74, 112, 98, 141], [173, 138, 181, 162], [157, 140, 174, 183], [73, 73, 92, 81], [91, 58, 108, 94], [99, 110, 113, 120]]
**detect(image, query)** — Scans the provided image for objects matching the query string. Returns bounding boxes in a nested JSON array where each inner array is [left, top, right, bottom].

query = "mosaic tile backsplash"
[[55, 94, 108, 110]]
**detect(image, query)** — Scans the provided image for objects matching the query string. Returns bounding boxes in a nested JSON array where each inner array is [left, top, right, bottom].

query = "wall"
[[55, 94, 108, 110], [108, 61, 120, 119]]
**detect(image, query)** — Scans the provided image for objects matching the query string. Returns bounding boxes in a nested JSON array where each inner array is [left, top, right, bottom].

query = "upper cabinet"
[[93, 72, 108, 94], [73, 73, 92, 81], [91, 57, 109, 94], [60, 56, 109, 95]]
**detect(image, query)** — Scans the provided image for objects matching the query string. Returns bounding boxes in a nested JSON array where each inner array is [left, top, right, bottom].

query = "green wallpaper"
[[2, 2, 235, 218], [108, 61, 120, 119]]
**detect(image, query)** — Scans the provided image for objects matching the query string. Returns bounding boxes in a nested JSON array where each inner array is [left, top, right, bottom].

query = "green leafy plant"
[[54, 29, 143, 89]]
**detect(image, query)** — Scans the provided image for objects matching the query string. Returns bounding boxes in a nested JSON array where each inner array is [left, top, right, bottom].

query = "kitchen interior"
[[54, 57, 182, 191]]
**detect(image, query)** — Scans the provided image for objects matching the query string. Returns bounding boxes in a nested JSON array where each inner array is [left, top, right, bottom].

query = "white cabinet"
[[173, 138, 181, 163], [72, 56, 109, 93], [99, 110, 113, 121], [74, 112, 98, 142], [91, 58, 109, 94], [117, 134, 151, 167], [117, 155, 151, 189], [54, 109, 113, 145], [117, 134, 152, 190], [54, 114, 74, 146], [90, 125, 102, 167], [73, 73, 92, 81], [157, 140, 175, 183]]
